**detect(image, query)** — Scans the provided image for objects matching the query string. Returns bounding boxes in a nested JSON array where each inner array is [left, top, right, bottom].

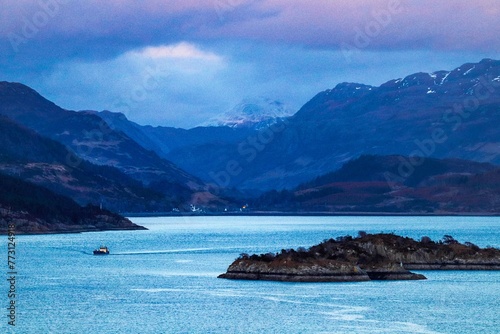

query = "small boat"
[[93, 246, 110, 255]]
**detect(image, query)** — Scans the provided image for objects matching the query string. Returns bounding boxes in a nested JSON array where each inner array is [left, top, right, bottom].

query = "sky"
[[0, 0, 499, 128]]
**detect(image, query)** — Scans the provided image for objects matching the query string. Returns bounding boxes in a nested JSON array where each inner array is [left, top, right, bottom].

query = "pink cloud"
[[208, 0, 500, 51], [1, 0, 499, 53]]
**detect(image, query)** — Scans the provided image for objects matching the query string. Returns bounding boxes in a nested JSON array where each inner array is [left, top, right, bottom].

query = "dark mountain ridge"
[[1, 59, 500, 215], [0, 81, 202, 188], [0, 116, 180, 212], [250, 59, 500, 189], [121, 58, 500, 191], [253, 155, 500, 214], [0, 81, 235, 210]]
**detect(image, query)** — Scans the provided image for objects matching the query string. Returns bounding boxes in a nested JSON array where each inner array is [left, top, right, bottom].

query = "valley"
[[1, 59, 500, 230]]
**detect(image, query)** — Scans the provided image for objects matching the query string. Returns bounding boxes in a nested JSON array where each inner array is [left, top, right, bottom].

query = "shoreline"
[[4, 213, 499, 235], [124, 211, 500, 218], [0, 225, 147, 236]]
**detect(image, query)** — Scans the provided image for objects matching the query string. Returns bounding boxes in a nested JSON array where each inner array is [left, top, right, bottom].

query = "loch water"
[[6, 216, 500, 333]]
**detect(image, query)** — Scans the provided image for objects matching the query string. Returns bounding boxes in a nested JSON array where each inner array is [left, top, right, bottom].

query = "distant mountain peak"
[[479, 58, 499, 65], [376, 59, 500, 93], [313, 83, 376, 106], [0, 81, 60, 112], [203, 97, 295, 128], [328, 82, 374, 93]]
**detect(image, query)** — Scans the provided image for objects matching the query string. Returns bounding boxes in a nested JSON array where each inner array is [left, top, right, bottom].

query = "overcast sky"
[[1, 0, 499, 128]]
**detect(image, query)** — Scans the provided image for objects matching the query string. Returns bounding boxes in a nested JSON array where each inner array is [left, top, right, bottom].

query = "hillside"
[[252, 155, 500, 214], [0, 116, 195, 212], [122, 59, 500, 191], [0, 172, 145, 234], [0, 82, 233, 210], [1, 59, 500, 214], [0, 81, 203, 188], [94, 110, 254, 157]]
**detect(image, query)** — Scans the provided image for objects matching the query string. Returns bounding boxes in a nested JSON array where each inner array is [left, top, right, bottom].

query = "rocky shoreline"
[[218, 260, 425, 282], [219, 260, 373, 282], [403, 263, 500, 270], [0, 206, 146, 234], [218, 233, 500, 282]]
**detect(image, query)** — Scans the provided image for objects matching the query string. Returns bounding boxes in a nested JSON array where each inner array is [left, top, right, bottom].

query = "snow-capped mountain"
[[166, 58, 500, 190], [47, 59, 500, 192], [203, 97, 295, 129]]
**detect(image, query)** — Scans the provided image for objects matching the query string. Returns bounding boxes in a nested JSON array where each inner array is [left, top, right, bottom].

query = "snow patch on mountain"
[[439, 72, 451, 85], [463, 65, 476, 76]]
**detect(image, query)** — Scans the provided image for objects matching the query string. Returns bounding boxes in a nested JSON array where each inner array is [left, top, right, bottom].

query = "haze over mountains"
[[1, 58, 499, 215]]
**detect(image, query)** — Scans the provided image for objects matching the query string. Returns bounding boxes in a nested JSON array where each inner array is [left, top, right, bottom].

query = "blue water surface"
[[5, 216, 500, 333]]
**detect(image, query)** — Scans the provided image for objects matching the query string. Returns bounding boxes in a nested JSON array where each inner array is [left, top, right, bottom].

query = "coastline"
[[0, 225, 147, 235], [0, 209, 147, 235], [7, 212, 498, 235], [124, 211, 500, 218]]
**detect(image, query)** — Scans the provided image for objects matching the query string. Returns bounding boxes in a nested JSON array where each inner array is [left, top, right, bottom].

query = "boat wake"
[[49, 246, 93, 255], [112, 247, 242, 256]]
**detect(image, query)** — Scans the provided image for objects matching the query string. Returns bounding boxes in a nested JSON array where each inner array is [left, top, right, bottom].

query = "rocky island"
[[218, 233, 500, 282]]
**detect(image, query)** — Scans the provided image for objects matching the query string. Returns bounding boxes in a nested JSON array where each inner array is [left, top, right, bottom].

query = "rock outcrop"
[[218, 233, 500, 282], [219, 258, 372, 282]]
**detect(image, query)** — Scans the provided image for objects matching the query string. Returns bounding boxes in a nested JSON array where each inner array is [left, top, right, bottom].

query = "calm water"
[[5, 216, 500, 333]]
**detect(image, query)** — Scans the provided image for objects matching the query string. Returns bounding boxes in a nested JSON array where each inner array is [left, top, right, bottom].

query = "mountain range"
[[0, 82, 233, 214], [0, 116, 172, 212], [0, 82, 200, 187], [0, 58, 499, 218], [91, 58, 500, 193]]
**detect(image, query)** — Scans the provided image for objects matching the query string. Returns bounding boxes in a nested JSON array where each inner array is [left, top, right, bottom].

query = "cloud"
[[32, 42, 228, 127], [15, 40, 494, 128], [132, 43, 223, 61], [1, 0, 499, 62], [208, 0, 500, 52], [0, 1, 499, 128]]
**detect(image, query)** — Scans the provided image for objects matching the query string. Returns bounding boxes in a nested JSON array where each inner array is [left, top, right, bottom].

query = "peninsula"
[[0, 172, 146, 234], [218, 233, 500, 282]]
